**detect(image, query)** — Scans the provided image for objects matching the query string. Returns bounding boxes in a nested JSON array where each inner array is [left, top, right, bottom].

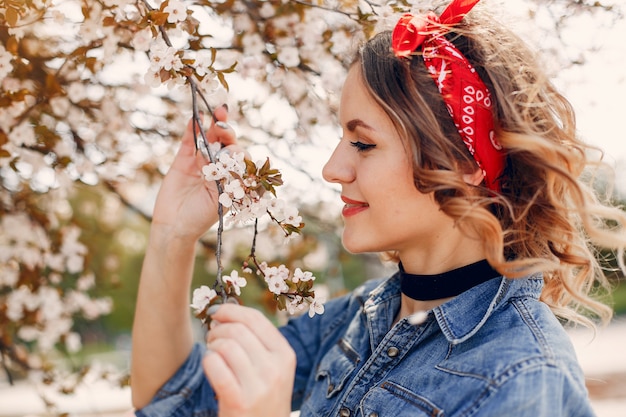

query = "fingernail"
[[215, 121, 229, 130], [209, 319, 220, 330], [206, 304, 221, 316]]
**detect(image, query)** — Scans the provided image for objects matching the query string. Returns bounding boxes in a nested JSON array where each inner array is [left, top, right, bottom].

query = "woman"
[[130, 1, 626, 416]]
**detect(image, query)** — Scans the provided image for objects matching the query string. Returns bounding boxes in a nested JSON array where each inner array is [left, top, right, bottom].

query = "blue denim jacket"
[[136, 273, 595, 417]]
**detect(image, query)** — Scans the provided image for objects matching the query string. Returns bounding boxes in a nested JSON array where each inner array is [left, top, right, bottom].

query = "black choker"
[[399, 260, 501, 301]]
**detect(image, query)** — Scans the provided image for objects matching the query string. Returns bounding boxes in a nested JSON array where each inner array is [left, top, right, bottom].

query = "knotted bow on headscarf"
[[391, 0, 505, 192]]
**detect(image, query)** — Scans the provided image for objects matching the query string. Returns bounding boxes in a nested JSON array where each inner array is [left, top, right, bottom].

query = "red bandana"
[[392, 0, 505, 192]]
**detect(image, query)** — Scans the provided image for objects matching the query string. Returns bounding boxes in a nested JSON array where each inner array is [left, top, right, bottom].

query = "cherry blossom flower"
[[190, 285, 218, 314], [194, 51, 213, 77], [287, 295, 305, 315], [10, 122, 36, 147], [308, 296, 325, 318], [199, 73, 220, 94], [0, 45, 13, 79], [267, 273, 289, 295], [132, 27, 153, 52], [218, 190, 234, 208], [202, 162, 228, 181], [277, 46, 300, 68], [283, 206, 302, 227], [267, 197, 286, 219], [144, 69, 163, 88], [293, 267, 314, 283], [65, 332, 82, 353], [164, 0, 188, 24], [223, 270, 247, 296]]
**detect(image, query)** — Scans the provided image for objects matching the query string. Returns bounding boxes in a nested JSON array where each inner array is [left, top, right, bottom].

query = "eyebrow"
[[346, 119, 375, 132]]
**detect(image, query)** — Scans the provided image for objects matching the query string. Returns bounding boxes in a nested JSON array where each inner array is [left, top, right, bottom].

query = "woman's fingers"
[[207, 321, 263, 350], [201, 305, 295, 417], [208, 304, 291, 352], [207, 119, 237, 147], [204, 337, 256, 386]]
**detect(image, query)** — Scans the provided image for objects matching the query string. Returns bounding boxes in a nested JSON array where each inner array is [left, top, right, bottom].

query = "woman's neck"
[[395, 294, 453, 324], [397, 221, 487, 275]]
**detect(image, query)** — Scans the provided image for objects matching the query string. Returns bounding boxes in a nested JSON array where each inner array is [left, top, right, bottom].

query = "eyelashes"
[[349, 141, 376, 152]]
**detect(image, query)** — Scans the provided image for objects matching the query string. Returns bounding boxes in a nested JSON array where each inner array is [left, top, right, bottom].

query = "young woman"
[[130, 1, 626, 416]]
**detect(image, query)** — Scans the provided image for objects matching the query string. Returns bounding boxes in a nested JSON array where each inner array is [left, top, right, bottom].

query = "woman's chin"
[[341, 233, 378, 255]]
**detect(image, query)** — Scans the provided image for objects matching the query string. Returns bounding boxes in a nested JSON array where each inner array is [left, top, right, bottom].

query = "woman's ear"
[[462, 167, 485, 186]]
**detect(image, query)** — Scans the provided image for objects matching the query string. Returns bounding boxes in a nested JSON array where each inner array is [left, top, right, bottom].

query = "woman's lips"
[[341, 196, 369, 217]]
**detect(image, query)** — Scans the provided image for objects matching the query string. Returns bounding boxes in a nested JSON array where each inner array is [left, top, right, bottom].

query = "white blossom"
[[194, 51, 213, 77], [267, 273, 289, 295], [65, 332, 82, 353], [164, 0, 187, 23], [0, 45, 13, 79], [283, 206, 302, 227], [77, 273, 95, 291], [132, 27, 153, 52], [242, 33, 265, 56], [267, 197, 286, 220], [293, 268, 314, 283], [190, 285, 217, 314], [308, 296, 325, 318], [49, 96, 70, 116], [224, 179, 245, 199], [67, 82, 86, 103], [277, 46, 300, 68], [259, 3, 275, 18], [218, 191, 233, 208], [223, 270, 247, 296], [198, 72, 219, 94], [286, 295, 305, 315], [10, 122, 37, 147], [79, 18, 101, 43], [144, 69, 163, 88], [202, 162, 227, 181]]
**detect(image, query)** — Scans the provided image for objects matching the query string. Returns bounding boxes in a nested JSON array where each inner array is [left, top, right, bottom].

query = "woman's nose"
[[322, 142, 353, 184]]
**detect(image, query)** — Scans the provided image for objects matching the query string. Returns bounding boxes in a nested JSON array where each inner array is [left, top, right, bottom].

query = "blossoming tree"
[[0, 0, 621, 412]]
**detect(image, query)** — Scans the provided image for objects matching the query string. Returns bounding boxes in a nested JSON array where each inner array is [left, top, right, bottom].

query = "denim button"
[[387, 346, 399, 357], [339, 407, 351, 417], [368, 413, 379, 417]]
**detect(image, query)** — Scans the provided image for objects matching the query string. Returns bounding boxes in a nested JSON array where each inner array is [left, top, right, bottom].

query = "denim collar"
[[362, 270, 544, 346]]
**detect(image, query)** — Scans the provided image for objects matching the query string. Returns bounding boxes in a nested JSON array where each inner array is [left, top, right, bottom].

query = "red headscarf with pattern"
[[392, 0, 505, 191]]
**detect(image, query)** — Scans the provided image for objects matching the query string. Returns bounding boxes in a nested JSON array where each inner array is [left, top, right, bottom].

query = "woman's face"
[[322, 65, 460, 262]]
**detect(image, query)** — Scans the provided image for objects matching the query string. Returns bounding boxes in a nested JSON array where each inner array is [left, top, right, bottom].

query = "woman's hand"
[[203, 304, 296, 417], [152, 106, 238, 241]]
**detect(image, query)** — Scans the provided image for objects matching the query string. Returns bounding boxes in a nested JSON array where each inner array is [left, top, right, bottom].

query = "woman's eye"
[[349, 141, 376, 152]]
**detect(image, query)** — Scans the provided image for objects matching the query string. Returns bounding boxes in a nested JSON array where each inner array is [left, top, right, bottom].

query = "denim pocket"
[[361, 381, 444, 417], [315, 337, 360, 399]]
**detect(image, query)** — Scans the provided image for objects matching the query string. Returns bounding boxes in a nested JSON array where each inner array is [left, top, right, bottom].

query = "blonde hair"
[[355, 9, 626, 326]]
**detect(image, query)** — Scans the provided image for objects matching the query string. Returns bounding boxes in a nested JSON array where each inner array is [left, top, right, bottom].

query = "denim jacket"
[[136, 273, 595, 417]]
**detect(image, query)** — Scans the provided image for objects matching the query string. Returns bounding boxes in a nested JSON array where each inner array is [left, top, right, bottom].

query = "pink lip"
[[341, 196, 369, 217]]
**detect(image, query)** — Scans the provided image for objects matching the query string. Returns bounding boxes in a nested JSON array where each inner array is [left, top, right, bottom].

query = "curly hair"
[[355, 8, 626, 326]]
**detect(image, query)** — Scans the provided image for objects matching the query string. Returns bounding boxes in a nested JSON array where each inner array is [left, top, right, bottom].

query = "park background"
[[1, 0, 625, 416]]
